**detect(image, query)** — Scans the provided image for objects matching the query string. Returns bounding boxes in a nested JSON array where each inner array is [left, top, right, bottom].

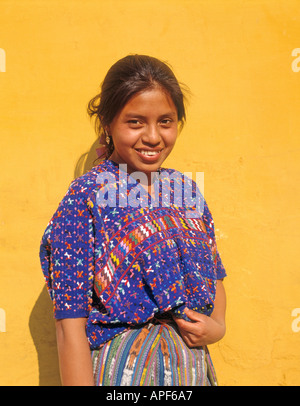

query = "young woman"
[[40, 54, 226, 386]]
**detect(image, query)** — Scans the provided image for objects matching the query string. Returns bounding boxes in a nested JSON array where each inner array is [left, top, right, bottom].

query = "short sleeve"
[[39, 181, 95, 319], [202, 200, 227, 280]]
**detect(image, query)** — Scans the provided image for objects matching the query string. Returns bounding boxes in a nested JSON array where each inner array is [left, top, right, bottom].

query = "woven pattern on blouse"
[[39, 160, 226, 350]]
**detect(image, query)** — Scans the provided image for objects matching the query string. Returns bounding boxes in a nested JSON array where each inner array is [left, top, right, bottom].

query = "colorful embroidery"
[[40, 160, 226, 350]]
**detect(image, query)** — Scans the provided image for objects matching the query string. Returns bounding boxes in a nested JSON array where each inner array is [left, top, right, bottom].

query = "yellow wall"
[[0, 0, 299, 386]]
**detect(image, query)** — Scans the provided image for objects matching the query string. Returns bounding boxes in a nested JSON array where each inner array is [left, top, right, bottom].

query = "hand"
[[173, 307, 226, 348]]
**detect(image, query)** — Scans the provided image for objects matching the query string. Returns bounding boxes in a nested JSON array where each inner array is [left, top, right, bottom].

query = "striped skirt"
[[91, 321, 218, 386]]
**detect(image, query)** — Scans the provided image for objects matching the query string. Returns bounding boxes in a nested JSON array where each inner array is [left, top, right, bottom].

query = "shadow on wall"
[[74, 138, 102, 179], [29, 138, 101, 386], [29, 286, 61, 386]]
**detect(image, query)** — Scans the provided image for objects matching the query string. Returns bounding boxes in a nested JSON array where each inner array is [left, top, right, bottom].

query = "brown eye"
[[128, 119, 142, 127], [160, 119, 173, 127]]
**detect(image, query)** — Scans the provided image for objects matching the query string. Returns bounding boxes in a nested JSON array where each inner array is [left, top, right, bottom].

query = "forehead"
[[121, 87, 177, 116]]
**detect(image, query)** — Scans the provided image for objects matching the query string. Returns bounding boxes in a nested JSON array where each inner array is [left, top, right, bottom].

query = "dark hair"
[[87, 54, 188, 158]]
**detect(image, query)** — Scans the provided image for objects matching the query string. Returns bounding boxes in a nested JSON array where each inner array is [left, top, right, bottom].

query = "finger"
[[173, 315, 189, 328], [183, 308, 206, 323], [172, 308, 196, 323], [174, 317, 203, 337]]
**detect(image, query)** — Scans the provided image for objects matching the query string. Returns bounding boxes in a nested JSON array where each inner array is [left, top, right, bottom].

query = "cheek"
[[112, 129, 134, 149], [117, 127, 141, 145], [166, 131, 178, 147]]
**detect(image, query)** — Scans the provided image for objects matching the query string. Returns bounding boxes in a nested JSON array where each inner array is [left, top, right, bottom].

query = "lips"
[[135, 148, 163, 161], [137, 149, 162, 157]]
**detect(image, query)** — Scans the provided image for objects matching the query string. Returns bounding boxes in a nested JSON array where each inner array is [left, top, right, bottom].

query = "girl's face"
[[108, 87, 178, 179]]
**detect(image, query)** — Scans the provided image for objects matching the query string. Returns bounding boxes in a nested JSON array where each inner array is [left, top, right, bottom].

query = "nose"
[[142, 124, 161, 145]]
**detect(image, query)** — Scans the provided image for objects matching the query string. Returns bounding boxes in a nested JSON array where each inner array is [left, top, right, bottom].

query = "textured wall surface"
[[0, 0, 299, 386]]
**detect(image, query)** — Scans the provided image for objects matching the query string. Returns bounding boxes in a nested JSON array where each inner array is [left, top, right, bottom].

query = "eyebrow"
[[123, 112, 177, 119]]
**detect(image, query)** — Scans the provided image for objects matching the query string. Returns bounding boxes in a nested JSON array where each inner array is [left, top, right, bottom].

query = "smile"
[[138, 149, 161, 156], [136, 149, 162, 157]]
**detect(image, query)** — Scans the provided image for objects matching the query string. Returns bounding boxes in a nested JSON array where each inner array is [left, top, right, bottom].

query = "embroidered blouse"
[[40, 160, 226, 350]]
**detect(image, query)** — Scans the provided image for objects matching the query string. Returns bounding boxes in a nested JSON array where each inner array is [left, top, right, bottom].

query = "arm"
[[56, 318, 95, 386], [173, 280, 226, 348]]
